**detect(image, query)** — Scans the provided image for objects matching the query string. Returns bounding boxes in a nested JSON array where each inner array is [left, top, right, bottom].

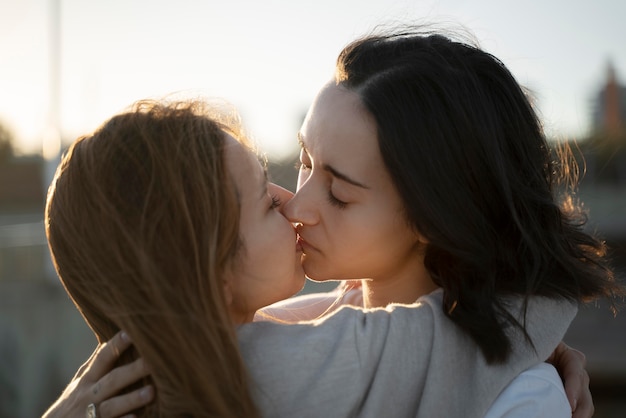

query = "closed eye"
[[270, 195, 281, 209], [327, 191, 347, 209]]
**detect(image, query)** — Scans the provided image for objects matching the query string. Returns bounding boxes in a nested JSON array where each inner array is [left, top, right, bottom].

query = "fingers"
[[562, 347, 586, 410], [83, 331, 151, 410], [571, 370, 593, 418], [553, 343, 594, 418], [86, 331, 133, 381], [564, 348, 593, 418], [93, 357, 150, 402], [41, 331, 150, 418], [91, 357, 153, 418], [98, 385, 154, 418]]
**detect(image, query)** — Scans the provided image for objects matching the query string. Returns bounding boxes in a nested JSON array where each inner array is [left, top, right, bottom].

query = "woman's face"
[[283, 82, 426, 284], [224, 136, 305, 323]]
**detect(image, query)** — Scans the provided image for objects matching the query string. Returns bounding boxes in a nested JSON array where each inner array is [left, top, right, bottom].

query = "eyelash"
[[327, 191, 347, 209], [296, 161, 348, 209], [270, 195, 281, 209]]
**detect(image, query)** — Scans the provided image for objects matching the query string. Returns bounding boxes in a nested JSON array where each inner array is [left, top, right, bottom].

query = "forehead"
[[300, 82, 383, 170], [224, 135, 265, 199]]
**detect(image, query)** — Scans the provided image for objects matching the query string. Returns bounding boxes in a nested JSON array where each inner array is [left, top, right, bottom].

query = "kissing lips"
[[297, 234, 319, 254]]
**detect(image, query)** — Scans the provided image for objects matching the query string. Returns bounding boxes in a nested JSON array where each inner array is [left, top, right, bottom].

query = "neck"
[[361, 269, 438, 309], [230, 310, 255, 325]]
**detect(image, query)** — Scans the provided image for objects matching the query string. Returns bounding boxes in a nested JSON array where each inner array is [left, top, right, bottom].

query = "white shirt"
[[486, 362, 570, 418], [243, 290, 576, 417], [255, 288, 573, 417]]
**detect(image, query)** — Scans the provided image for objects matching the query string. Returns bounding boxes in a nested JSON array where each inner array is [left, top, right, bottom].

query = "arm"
[[260, 289, 592, 417], [58, 294, 588, 418], [257, 290, 591, 417], [42, 332, 153, 418], [241, 292, 578, 418]]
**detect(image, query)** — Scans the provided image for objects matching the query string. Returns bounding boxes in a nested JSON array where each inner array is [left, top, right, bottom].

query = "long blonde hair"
[[45, 100, 260, 417]]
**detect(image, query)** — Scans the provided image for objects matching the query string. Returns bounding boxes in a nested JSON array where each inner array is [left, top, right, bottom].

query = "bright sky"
[[1, 0, 624, 159]]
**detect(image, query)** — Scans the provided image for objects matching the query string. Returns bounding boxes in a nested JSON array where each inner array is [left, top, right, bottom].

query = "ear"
[[412, 226, 429, 245]]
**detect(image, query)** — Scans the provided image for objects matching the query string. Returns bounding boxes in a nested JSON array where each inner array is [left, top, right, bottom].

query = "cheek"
[[274, 217, 295, 250], [323, 213, 371, 255], [331, 208, 401, 250]]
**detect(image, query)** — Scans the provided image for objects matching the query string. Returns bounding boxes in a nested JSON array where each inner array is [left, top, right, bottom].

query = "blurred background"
[[1, 0, 624, 416]]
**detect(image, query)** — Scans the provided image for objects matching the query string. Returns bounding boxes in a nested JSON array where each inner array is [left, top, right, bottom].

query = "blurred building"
[[592, 61, 626, 140], [580, 61, 626, 190], [560, 61, 626, 418]]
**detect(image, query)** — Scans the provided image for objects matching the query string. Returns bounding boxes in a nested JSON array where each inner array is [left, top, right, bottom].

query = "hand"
[[547, 341, 593, 418], [42, 331, 154, 418]]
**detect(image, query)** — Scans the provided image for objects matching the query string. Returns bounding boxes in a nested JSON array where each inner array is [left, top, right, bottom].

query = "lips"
[[296, 234, 318, 253]]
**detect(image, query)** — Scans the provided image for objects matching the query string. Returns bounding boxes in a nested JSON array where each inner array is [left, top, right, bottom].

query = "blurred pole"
[[43, 0, 61, 281]]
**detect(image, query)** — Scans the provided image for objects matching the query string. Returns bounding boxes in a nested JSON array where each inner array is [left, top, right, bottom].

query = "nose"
[[281, 180, 319, 226]]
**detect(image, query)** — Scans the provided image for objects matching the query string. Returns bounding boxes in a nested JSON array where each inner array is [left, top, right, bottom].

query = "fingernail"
[[121, 331, 130, 342], [140, 385, 154, 400], [137, 357, 151, 372]]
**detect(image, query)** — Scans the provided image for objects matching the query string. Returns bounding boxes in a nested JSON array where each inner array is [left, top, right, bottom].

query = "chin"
[[300, 261, 329, 282], [303, 270, 336, 283], [294, 280, 306, 295], [285, 270, 306, 296], [295, 272, 306, 290]]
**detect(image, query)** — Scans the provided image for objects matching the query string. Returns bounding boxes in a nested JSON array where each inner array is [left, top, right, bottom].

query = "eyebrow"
[[297, 132, 370, 190]]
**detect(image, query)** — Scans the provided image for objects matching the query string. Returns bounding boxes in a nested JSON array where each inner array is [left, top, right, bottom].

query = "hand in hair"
[[42, 331, 154, 418]]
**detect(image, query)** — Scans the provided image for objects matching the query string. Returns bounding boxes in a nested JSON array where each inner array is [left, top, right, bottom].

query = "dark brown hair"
[[336, 28, 625, 363]]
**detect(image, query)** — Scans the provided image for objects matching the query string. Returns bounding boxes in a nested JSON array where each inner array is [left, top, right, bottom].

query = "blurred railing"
[[0, 215, 49, 283]]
